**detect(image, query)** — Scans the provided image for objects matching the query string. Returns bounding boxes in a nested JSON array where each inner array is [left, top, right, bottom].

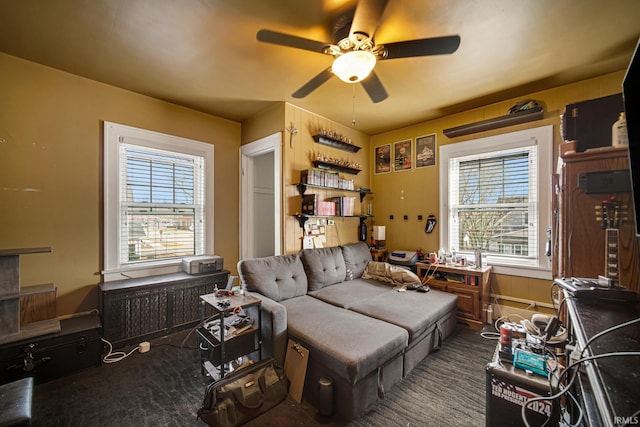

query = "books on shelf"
[[328, 196, 356, 216], [300, 168, 354, 190], [301, 195, 355, 217]]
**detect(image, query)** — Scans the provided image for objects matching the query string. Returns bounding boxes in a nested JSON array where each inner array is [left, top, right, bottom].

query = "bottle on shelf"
[[612, 112, 628, 147]]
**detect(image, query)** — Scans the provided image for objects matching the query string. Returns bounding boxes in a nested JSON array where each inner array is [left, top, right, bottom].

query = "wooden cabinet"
[[416, 263, 492, 330], [370, 248, 387, 262], [555, 146, 639, 291]]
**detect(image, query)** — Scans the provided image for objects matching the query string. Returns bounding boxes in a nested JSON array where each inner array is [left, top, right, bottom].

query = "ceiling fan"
[[256, 0, 461, 103]]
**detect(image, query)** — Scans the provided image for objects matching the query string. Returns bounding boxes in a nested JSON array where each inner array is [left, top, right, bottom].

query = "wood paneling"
[[557, 147, 639, 291]]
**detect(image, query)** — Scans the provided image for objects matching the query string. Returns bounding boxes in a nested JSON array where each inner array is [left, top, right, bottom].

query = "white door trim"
[[240, 132, 282, 260]]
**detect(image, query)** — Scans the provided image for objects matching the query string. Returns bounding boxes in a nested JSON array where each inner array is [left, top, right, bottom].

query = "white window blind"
[[449, 146, 537, 260], [103, 122, 214, 281], [119, 144, 205, 265], [439, 125, 552, 279]]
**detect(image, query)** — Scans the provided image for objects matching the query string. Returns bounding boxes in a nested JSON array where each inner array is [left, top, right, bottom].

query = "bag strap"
[[434, 321, 443, 351], [377, 366, 385, 399], [231, 382, 265, 409]]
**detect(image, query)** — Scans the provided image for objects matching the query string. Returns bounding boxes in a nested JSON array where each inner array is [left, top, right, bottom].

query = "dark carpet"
[[32, 325, 496, 426]]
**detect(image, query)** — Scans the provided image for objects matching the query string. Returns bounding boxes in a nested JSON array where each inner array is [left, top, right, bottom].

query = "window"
[[439, 125, 552, 279], [103, 122, 214, 281]]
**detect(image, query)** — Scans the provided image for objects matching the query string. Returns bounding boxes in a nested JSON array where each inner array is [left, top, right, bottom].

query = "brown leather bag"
[[197, 358, 288, 427]]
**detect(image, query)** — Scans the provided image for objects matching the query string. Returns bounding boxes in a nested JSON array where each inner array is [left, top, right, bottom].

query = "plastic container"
[[612, 112, 628, 147], [486, 304, 493, 324]]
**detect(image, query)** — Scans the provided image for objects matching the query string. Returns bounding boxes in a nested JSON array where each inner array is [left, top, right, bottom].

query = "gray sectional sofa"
[[237, 241, 458, 420]]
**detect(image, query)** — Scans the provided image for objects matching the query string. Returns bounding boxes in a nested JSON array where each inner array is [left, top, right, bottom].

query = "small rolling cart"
[[196, 292, 262, 380]]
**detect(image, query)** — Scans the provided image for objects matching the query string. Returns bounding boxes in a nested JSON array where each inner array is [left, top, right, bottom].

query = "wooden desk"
[[417, 262, 492, 330]]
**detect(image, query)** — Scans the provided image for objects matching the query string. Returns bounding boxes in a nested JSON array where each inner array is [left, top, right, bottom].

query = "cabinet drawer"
[[429, 282, 448, 292]]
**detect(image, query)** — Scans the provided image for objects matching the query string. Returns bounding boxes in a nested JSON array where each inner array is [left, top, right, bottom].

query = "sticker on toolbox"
[[490, 378, 552, 417]]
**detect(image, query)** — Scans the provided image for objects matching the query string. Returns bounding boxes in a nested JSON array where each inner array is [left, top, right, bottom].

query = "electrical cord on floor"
[[101, 338, 141, 364]]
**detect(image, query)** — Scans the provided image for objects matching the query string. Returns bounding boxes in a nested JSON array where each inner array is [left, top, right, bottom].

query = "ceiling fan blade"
[[257, 29, 329, 54], [361, 71, 388, 103], [292, 67, 335, 98], [350, 0, 389, 39], [381, 35, 461, 59]]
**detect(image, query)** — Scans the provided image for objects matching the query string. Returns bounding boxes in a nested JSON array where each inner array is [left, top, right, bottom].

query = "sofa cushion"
[[282, 295, 408, 385], [348, 289, 458, 344], [300, 246, 347, 291], [308, 278, 391, 309], [361, 261, 422, 287], [340, 242, 372, 279], [237, 254, 307, 302]]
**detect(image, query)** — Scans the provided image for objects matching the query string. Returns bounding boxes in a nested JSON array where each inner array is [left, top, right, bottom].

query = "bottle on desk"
[[474, 246, 483, 269]]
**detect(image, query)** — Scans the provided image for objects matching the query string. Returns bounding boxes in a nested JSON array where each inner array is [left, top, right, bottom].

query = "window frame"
[[439, 125, 553, 279], [103, 122, 214, 281]]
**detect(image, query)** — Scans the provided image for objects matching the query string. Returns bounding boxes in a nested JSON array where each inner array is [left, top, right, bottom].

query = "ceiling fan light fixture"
[[332, 50, 376, 83]]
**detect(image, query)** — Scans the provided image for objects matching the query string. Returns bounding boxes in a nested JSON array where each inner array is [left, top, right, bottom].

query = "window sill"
[[102, 260, 183, 282]]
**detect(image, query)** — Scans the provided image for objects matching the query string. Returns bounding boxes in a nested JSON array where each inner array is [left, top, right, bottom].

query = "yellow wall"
[[283, 104, 371, 253], [1, 48, 628, 317], [0, 53, 241, 316], [242, 103, 372, 254], [370, 70, 626, 308]]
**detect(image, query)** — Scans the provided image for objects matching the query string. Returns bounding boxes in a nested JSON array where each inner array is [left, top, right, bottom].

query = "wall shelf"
[[443, 107, 543, 138], [312, 160, 361, 175], [313, 135, 361, 152], [293, 214, 373, 228], [295, 183, 371, 202]]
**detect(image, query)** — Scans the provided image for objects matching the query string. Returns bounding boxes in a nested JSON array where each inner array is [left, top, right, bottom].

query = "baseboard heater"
[[99, 271, 229, 348]]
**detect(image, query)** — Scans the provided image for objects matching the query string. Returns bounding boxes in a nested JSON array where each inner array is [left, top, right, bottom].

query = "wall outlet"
[[327, 219, 335, 225]]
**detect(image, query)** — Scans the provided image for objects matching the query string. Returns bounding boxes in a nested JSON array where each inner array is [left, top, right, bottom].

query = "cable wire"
[[101, 338, 140, 364]]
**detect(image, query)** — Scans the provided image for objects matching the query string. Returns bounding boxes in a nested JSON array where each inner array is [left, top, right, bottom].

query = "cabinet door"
[[451, 286, 480, 320]]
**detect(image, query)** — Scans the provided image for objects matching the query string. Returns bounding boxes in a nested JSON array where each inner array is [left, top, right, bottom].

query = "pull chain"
[[352, 85, 356, 126]]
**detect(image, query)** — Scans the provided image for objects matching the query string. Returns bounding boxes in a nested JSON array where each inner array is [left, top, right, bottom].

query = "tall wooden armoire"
[[555, 146, 639, 292]]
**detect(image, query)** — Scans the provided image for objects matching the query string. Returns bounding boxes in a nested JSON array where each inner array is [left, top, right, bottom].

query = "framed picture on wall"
[[374, 144, 391, 174], [415, 134, 436, 168], [393, 139, 412, 171]]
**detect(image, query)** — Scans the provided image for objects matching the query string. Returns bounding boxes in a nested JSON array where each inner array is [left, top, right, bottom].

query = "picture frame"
[[393, 139, 412, 171], [415, 134, 436, 168], [374, 144, 391, 174]]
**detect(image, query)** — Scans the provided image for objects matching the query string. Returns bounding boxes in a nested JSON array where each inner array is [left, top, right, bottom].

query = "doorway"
[[240, 132, 282, 259]]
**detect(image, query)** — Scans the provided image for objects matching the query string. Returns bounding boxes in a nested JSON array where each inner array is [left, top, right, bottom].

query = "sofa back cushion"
[[341, 241, 373, 279], [300, 246, 346, 291], [237, 254, 307, 302]]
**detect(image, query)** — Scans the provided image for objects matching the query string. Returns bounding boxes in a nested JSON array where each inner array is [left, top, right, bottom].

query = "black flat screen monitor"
[[623, 37, 640, 236]]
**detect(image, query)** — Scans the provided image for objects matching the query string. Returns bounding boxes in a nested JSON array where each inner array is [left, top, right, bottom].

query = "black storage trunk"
[[485, 345, 559, 427], [0, 313, 102, 385], [562, 93, 624, 152]]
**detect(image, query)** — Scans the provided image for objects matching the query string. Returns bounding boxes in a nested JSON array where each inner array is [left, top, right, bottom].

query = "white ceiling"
[[1, 0, 639, 135]]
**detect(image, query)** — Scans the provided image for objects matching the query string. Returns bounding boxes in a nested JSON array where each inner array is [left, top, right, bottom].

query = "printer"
[[387, 250, 419, 273], [182, 255, 224, 275]]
